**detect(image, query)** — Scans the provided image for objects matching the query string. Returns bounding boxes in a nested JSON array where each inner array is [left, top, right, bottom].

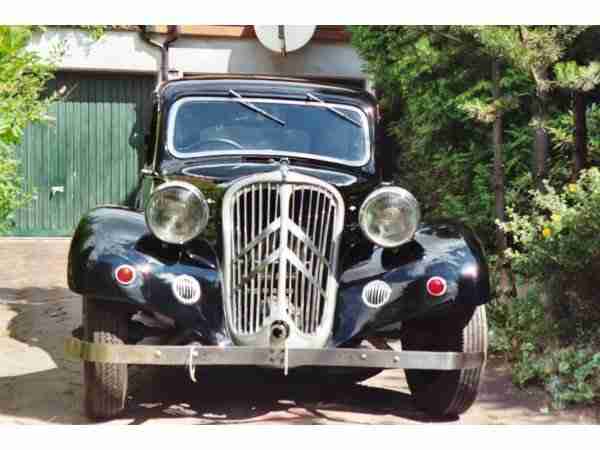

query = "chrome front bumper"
[[65, 337, 485, 370]]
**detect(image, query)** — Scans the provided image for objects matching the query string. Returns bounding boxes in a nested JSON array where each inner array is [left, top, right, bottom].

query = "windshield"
[[167, 98, 370, 166]]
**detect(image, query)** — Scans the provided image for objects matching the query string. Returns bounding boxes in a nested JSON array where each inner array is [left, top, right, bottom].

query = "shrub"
[[488, 282, 558, 356], [500, 167, 600, 277], [0, 142, 29, 232], [500, 167, 600, 331], [513, 343, 600, 410], [0, 26, 59, 233], [488, 284, 600, 409]]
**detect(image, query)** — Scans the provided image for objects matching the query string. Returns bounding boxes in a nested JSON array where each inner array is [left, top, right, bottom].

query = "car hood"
[[160, 158, 378, 203], [157, 159, 379, 249]]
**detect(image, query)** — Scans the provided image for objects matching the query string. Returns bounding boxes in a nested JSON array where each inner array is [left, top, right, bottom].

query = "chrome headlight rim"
[[145, 181, 209, 245], [359, 185, 420, 248]]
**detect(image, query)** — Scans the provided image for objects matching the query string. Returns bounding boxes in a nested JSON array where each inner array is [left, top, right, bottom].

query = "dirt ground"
[[0, 238, 598, 425]]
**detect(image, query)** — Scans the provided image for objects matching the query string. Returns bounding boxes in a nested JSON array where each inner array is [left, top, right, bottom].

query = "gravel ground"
[[0, 238, 598, 425]]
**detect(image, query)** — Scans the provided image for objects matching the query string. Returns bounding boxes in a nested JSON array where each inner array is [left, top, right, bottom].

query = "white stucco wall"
[[28, 29, 366, 81]]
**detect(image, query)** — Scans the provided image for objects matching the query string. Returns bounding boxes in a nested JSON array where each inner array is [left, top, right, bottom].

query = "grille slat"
[[311, 192, 322, 333], [316, 203, 331, 330], [223, 171, 343, 340], [234, 198, 240, 331], [305, 190, 314, 333], [250, 185, 256, 333], [257, 185, 263, 333]]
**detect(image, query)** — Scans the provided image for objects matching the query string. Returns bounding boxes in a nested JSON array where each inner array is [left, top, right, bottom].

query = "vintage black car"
[[66, 75, 490, 420]]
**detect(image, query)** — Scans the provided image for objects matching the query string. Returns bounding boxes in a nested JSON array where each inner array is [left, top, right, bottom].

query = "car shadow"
[[122, 366, 454, 424]]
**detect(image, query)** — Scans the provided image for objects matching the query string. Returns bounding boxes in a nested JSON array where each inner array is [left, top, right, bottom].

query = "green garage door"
[[12, 72, 155, 236]]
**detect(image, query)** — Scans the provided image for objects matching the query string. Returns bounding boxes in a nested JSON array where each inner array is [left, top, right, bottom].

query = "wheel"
[[83, 296, 129, 420], [402, 305, 487, 417]]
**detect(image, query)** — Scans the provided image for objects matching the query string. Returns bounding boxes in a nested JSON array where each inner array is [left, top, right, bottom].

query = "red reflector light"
[[426, 276, 447, 297], [115, 265, 136, 285]]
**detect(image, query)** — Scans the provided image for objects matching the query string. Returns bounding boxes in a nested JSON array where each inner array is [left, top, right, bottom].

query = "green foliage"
[[501, 168, 600, 345], [546, 103, 600, 167], [0, 26, 59, 147], [488, 282, 558, 355], [351, 25, 600, 409], [0, 26, 60, 232], [501, 167, 600, 276], [588, 104, 600, 160], [350, 26, 536, 248], [469, 26, 586, 76], [350, 25, 600, 255], [515, 343, 600, 410], [491, 165, 600, 406], [554, 61, 600, 92], [488, 284, 600, 409], [0, 141, 29, 231]]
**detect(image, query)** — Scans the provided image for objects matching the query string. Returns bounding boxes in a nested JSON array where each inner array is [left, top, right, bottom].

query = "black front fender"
[[68, 206, 226, 344], [69, 210, 489, 349], [332, 221, 490, 346]]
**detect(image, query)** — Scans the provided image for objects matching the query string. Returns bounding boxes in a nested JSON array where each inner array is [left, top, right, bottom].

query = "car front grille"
[[222, 169, 344, 347]]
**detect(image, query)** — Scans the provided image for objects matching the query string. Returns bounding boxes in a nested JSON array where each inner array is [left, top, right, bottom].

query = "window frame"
[[166, 96, 371, 167]]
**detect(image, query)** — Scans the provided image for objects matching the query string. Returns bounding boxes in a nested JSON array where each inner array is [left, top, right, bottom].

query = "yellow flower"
[[568, 183, 578, 193], [542, 227, 552, 239]]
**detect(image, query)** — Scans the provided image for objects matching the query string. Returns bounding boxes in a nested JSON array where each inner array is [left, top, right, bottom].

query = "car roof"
[[159, 75, 377, 110]]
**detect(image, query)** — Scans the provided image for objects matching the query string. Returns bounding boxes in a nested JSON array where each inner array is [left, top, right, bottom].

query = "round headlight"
[[145, 181, 209, 244], [359, 186, 420, 248]]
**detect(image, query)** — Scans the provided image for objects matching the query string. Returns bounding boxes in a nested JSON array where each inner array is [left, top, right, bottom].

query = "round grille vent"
[[362, 280, 392, 308], [172, 275, 202, 305]]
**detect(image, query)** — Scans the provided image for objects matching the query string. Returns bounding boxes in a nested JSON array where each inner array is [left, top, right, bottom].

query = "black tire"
[[83, 296, 129, 420], [402, 305, 487, 417]]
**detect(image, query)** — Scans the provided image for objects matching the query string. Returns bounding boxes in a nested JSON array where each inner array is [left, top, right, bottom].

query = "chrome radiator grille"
[[222, 169, 344, 347]]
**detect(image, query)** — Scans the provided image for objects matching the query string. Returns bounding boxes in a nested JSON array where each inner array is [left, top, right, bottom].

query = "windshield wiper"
[[306, 92, 361, 127], [228, 89, 286, 126]]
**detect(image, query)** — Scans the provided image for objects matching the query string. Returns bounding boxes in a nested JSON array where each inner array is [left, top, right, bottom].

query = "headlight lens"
[[145, 181, 209, 244], [359, 186, 420, 248]]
